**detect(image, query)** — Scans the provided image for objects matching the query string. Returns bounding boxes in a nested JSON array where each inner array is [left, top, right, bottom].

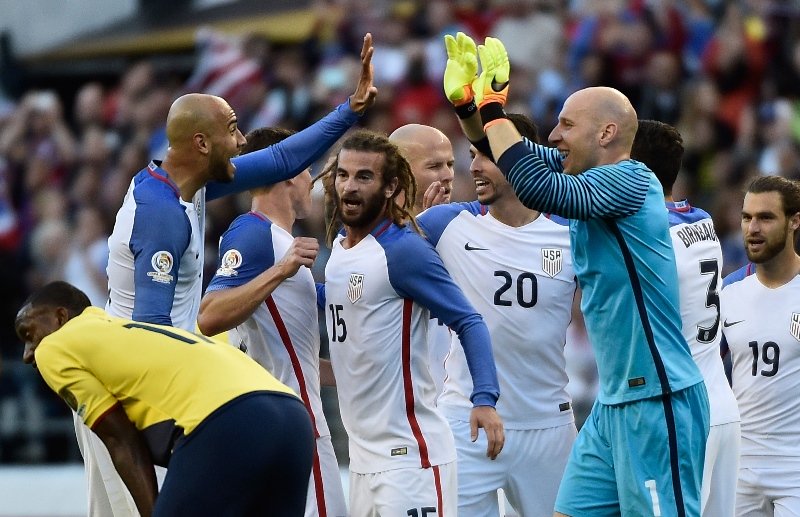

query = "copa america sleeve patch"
[[147, 251, 175, 283], [216, 249, 243, 277]]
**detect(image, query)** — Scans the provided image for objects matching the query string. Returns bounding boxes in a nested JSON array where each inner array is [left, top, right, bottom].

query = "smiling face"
[[334, 149, 396, 230], [470, 144, 513, 205], [406, 137, 455, 207], [741, 191, 798, 264], [548, 91, 603, 175], [14, 304, 66, 367]]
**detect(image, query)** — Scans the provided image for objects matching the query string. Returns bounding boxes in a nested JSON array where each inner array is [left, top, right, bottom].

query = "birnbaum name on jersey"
[[676, 221, 718, 248]]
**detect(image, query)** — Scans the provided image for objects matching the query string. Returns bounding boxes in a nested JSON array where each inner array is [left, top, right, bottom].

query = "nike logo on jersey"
[[464, 242, 489, 251], [723, 320, 744, 328]]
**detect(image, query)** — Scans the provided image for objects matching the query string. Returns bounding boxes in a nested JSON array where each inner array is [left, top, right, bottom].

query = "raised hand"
[[349, 33, 378, 114], [443, 32, 478, 106], [474, 37, 510, 107]]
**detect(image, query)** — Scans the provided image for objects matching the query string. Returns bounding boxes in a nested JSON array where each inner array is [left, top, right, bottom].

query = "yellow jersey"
[[35, 307, 297, 464]]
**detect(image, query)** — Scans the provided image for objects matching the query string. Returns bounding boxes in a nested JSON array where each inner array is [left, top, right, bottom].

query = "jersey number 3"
[[697, 259, 720, 343]]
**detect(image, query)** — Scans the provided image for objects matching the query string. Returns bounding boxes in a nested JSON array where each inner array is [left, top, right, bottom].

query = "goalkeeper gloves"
[[443, 32, 479, 119]]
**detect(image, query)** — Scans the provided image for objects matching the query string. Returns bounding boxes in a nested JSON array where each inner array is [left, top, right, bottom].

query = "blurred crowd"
[[1, 0, 799, 463]]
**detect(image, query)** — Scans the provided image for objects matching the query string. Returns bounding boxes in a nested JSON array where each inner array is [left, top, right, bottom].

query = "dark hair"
[[746, 175, 800, 217], [316, 129, 419, 245], [242, 127, 297, 155], [507, 113, 540, 144], [630, 120, 684, 196], [23, 281, 91, 318]]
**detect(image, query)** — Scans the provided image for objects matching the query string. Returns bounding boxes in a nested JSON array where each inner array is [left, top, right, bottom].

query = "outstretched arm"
[[207, 33, 378, 200]]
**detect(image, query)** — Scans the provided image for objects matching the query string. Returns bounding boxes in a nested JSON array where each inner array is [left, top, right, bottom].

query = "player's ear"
[[55, 306, 71, 327], [384, 176, 399, 199], [194, 132, 210, 155], [598, 122, 617, 148], [789, 211, 800, 232]]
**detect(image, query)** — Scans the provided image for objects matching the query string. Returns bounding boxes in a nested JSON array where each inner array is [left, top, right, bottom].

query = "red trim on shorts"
[[401, 299, 431, 468], [432, 465, 444, 516], [265, 296, 327, 515]]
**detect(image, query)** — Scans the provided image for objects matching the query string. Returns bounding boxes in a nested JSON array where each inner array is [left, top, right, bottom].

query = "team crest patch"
[[216, 249, 243, 277], [348, 273, 364, 304], [791, 313, 800, 342], [541, 248, 563, 278], [147, 251, 174, 284]]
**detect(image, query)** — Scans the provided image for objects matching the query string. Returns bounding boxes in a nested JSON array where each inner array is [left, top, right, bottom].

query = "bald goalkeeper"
[[441, 32, 709, 516], [92, 34, 377, 517]]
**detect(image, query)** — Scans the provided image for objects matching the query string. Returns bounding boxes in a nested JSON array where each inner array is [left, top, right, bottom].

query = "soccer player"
[[720, 175, 800, 516], [389, 123, 455, 213], [631, 120, 741, 517], [15, 281, 314, 517], [318, 129, 503, 517], [389, 123, 457, 399], [442, 33, 709, 515], [417, 113, 578, 517], [91, 34, 376, 517], [197, 127, 346, 517]]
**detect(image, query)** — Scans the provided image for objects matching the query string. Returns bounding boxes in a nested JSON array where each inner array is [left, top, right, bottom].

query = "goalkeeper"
[[442, 33, 709, 517]]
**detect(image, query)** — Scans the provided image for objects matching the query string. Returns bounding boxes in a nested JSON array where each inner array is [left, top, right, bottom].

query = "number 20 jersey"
[[721, 267, 800, 464], [418, 202, 577, 429]]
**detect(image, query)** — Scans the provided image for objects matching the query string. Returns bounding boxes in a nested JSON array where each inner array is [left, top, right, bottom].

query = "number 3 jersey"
[[667, 201, 739, 428], [418, 202, 577, 429], [721, 266, 800, 464], [324, 220, 499, 474]]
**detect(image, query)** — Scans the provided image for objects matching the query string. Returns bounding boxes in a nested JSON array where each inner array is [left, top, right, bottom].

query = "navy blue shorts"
[[154, 391, 314, 517]]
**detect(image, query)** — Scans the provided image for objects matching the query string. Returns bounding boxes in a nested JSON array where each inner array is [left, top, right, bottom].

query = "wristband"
[[454, 99, 478, 120], [479, 102, 506, 127]]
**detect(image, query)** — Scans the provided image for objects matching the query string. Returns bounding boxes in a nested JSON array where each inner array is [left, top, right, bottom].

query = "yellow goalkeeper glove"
[[474, 37, 510, 107], [443, 32, 478, 107]]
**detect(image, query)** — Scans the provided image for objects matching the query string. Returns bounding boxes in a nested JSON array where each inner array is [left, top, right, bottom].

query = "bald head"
[[165, 93, 232, 147], [575, 87, 638, 149], [389, 124, 455, 211]]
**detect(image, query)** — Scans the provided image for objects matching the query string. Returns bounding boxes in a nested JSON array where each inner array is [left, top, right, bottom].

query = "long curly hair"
[[316, 129, 420, 246]]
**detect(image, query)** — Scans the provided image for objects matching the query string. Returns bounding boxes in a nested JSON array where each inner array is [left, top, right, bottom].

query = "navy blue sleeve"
[[722, 263, 754, 288], [316, 282, 325, 310], [416, 202, 479, 247], [205, 214, 275, 292], [497, 142, 650, 220], [129, 196, 191, 326], [206, 100, 360, 200], [384, 231, 499, 407]]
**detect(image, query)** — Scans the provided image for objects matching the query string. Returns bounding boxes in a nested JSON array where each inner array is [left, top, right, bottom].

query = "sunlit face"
[[548, 93, 602, 175], [14, 305, 64, 368], [292, 169, 313, 219], [334, 149, 395, 230], [741, 191, 797, 264], [406, 138, 455, 206], [208, 102, 246, 184], [469, 144, 512, 205]]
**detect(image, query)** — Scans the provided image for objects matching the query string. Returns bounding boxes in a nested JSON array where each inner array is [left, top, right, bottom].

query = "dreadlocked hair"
[[315, 129, 421, 246]]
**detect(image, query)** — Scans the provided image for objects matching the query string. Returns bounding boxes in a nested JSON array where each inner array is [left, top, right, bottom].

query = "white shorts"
[[449, 418, 576, 517], [701, 421, 740, 517], [736, 463, 800, 517], [307, 434, 347, 517], [74, 413, 166, 517], [349, 462, 456, 517]]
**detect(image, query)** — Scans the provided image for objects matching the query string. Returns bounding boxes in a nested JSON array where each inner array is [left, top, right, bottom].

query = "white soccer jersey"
[[667, 201, 740, 427], [721, 271, 800, 464], [324, 220, 499, 474], [206, 211, 345, 516], [419, 202, 576, 429], [106, 162, 205, 331], [206, 212, 329, 437]]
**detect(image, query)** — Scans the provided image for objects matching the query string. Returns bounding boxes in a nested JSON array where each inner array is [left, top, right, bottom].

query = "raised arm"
[[207, 33, 378, 200]]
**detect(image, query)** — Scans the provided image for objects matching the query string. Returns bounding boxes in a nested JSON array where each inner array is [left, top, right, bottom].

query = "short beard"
[[746, 223, 789, 264], [338, 192, 388, 229]]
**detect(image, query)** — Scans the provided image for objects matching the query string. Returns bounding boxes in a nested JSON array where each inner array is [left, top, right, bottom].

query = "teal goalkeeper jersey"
[[498, 142, 703, 404]]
